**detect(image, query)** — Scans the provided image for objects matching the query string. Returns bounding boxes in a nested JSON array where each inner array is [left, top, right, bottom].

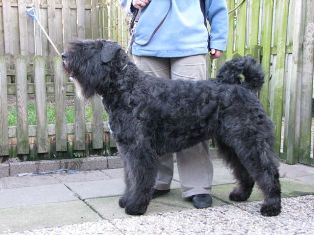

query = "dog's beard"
[[70, 77, 85, 100]]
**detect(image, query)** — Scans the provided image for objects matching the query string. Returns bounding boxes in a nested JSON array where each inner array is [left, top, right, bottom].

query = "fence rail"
[[0, 0, 314, 165]]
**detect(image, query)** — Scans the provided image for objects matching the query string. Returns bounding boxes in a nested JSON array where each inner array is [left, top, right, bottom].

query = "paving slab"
[[291, 174, 314, 186], [101, 167, 124, 179], [0, 184, 77, 209], [66, 177, 182, 200], [0, 201, 101, 234], [85, 188, 227, 220], [280, 162, 314, 178], [213, 183, 265, 202], [65, 178, 126, 199], [210, 178, 314, 205], [0, 175, 59, 189], [52, 170, 111, 183], [280, 178, 314, 196]]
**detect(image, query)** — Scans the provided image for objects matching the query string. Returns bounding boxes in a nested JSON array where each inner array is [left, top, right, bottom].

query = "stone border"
[[0, 156, 123, 177]]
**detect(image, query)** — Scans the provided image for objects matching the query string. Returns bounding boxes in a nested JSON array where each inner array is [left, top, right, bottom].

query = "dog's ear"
[[101, 41, 121, 63]]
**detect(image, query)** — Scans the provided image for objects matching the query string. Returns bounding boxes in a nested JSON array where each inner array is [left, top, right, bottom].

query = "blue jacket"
[[120, 0, 228, 57]]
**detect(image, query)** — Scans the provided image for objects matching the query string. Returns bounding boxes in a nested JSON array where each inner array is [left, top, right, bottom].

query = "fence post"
[[0, 56, 9, 156]]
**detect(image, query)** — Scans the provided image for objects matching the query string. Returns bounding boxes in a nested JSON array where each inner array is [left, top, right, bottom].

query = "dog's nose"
[[61, 53, 67, 60]]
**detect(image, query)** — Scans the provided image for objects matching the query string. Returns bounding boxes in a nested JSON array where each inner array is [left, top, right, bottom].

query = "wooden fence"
[[0, 0, 129, 160], [0, 0, 314, 165]]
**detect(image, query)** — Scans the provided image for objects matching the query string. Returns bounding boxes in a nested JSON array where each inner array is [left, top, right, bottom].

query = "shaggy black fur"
[[62, 39, 281, 217]]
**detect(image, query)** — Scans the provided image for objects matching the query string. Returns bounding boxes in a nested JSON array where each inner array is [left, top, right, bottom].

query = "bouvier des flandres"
[[62, 39, 281, 217]]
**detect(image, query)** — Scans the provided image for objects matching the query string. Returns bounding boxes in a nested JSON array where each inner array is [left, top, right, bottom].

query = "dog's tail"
[[216, 56, 264, 92]]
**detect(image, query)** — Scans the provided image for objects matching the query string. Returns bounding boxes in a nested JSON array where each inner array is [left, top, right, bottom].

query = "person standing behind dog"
[[120, 0, 228, 208]]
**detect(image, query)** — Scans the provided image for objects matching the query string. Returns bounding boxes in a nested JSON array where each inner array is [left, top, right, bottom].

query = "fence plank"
[[62, 0, 72, 45], [34, 56, 49, 153], [54, 57, 67, 152], [247, 0, 260, 58], [16, 56, 29, 155], [284, 0, 304, 164], [74, 98, 86, 151], [34, 0, 43, 55], [40, 1, 49, 56], [74, 0, 86, 151], [91, 0, 100, 39], [47, 0, 56, 56], [269, 0, 289, 155], [90, 1, 104, 150], [260, 0, 274, 113], [235, 0, 247, 55], [226, 0, 235, 59], [17, 0, 28, 55], [299, 5, 314, 165], [8, 2, 20, 54], [101, 0, 109, 38], [91, 96, 104, 149], [2, 0, 12, 54], [0, 56, 9, 156], [76, 0, 86, 38], [0, 3, 4, 54]]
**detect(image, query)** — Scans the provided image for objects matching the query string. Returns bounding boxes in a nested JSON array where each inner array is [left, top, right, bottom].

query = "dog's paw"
[[229, 188, 251, 202], [260, 198, 281, 216], [119, 196, 127, 208], [125, 203, 148, 215]]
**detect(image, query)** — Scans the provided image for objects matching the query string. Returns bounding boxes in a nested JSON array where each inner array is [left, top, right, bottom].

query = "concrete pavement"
[[0, 157, 314, 234]]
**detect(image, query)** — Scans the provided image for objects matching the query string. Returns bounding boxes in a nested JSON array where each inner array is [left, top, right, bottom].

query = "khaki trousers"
[[133, 55, 213, 198]]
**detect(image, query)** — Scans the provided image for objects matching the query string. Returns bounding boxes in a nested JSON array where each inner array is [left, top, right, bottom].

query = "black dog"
[[62, 39, 281, 217]]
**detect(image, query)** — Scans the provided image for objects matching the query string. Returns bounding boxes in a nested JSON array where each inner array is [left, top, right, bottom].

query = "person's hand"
[[210, 49, 223, 59], [132, 0, 150, 9]]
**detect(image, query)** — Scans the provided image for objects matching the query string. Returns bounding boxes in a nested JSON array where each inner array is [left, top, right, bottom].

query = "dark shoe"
[[191, 194, 213, 209], [152, 189, 170, 199]]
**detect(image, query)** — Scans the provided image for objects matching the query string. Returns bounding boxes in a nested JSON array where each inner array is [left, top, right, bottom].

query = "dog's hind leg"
[[216, 141, 254, 202], [228, 143, 281, 216], [250, 150, 281, 217], [217, 136, 281, 216], [121, 146, 158, 215]]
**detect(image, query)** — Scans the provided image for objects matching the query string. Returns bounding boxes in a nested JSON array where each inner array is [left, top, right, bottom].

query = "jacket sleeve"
[[206, 0, 229, 51], [119, 0, 135, 13]]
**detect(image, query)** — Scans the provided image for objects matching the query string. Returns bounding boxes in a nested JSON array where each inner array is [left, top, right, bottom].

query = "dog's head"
[[62, 39, 122, 99]]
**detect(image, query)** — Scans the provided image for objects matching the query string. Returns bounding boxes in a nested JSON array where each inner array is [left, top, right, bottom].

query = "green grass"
[[8, 103, 108, 126]]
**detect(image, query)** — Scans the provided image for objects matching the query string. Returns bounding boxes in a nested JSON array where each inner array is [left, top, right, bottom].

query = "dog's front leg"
[[118, 158, 131, 209], [121, 146, 158, 215]]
